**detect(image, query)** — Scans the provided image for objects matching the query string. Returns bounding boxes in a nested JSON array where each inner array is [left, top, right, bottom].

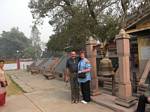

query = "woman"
[[0, 60, 7, 106], [78, 51, 92, 104]]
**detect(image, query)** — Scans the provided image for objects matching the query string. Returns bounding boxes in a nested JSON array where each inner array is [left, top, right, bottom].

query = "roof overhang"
[[125, 7, 150, 30], [126, 27, 150, 36]]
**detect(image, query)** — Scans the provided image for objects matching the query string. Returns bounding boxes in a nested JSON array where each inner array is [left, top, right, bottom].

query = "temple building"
[[125, 6, 150, 88]]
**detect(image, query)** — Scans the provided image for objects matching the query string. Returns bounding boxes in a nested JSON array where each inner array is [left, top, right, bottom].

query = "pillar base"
[[91, 89, 101, 96], [91, 78, 101, 96], [115, 97, 137, 108]]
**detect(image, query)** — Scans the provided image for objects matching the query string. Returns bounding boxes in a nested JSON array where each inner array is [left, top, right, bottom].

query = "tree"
[[28, 0, 120, 51], [118, 0, 150, 28], [30, 25, 42, 59], [0, 28, 31, 59], [29, 0, 149, 52], [23, 46, 38, 59]]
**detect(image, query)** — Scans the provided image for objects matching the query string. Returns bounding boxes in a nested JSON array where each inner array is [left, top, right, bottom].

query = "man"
[[64, 51, 80, 103], [136, 95, 150, 112], [136, 74, 150, 112], [0, 60, 7, 106]]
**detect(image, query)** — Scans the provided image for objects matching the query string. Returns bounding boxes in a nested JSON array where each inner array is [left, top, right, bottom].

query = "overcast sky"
[[0, 0, 54, 43]]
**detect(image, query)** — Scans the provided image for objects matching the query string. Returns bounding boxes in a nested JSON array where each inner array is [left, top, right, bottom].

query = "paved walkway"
[[0, 70, 114, 112]]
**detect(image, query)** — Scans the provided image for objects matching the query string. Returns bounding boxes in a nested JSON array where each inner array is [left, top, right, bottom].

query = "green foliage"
[[0, 28, 31, 59], [0, 27, 42, 59], [23, 46, 37, 59], [29, 0, 149, 52], [28, 0, 120, 52], [30, 25, 42, 59]]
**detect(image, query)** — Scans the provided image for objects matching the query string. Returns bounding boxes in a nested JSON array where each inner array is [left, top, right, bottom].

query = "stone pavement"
[[92, 94, 137, 112], [0, 70, 114, 112]]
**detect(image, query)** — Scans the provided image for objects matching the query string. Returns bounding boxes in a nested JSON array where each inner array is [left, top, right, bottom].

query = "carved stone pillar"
[[86, 37, 100, 96], [115, 29, 136, 107]]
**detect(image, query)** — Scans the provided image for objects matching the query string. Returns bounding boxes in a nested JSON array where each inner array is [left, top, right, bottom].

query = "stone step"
[[104, 81, 113, 85], [138, 85, 147, 88], [102, 90, 119, 96], [137, 84, 147, 96], [98, 76, 120, 95], [102, 89, 113, 95], [103, 85, 118, 90], [103, 81, 119, 95], [103, 88, 118, 92], [102, 80, 118, 95], [103, 87, 112, 91], [99, 77, 112, 81], [138, 87, 147, 92], [137, 87, 147, 97], [104, 82, 119, 87]]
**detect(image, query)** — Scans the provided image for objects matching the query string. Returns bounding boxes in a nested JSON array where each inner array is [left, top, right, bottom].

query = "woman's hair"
[[79, 50, 87, 57], [0, 60, 5, 63], [79, 50, 86, 54]]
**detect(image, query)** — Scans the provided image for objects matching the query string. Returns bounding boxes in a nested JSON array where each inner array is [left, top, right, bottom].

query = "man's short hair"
[[70, 50, 76, 53], [0, 60, 5, 63], [70, 51, 76, 54]]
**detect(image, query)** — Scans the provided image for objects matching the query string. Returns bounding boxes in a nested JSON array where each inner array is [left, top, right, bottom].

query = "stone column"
[[16, 58, 20, 70], [115, 29, 136, 107], [86, 37, 100, 96]]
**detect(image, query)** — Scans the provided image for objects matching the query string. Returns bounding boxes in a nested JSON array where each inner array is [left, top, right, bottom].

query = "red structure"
[[16, 58, 20, 70]]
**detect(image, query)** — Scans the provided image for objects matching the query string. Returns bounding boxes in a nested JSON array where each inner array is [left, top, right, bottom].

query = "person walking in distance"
[[64, 51, 80, 103]]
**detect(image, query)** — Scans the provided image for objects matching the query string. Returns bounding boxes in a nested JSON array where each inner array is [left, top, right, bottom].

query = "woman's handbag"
[[78, 72, 86, 79], [78, 61, 87, 79]]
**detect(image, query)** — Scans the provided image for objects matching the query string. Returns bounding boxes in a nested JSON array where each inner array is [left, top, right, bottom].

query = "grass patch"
[[6, 74, 23, 96]]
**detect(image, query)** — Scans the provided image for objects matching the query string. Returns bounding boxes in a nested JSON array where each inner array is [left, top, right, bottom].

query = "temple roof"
[[126, 26, 150, 36], [125, 5, 150, 30]]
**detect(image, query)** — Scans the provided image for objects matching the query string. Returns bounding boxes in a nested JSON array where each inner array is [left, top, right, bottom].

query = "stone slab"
[[92, 94, 137, 112]]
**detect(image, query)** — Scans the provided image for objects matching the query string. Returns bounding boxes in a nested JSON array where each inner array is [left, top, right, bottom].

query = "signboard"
[[141, 47, 150, 60]]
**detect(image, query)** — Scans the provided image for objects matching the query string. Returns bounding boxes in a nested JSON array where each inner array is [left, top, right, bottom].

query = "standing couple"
[[65, 51, 92, 104]]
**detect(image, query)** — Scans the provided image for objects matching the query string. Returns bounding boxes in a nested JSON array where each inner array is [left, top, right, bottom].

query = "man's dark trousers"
[[80, 80, 91, 102], [70, 73, 79, 102], [136, 95, 149, 112]]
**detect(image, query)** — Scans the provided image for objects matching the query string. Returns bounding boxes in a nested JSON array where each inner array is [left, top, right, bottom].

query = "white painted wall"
[[20, 61, 33, 70], [4, 63, 17, 70], [4, 61, 33, 70]]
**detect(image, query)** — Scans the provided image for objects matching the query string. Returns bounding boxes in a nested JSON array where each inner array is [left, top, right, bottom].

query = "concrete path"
[[0, 70, 114, 112]]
